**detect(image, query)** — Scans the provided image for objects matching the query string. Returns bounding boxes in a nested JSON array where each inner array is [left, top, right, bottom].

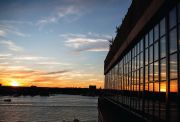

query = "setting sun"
[[10, 80, 20, 87]]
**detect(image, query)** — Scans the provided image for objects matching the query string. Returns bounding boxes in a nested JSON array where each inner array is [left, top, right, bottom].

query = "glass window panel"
[[154, 42, 159, 61], [134, 85, 137, 91], [170, 54, 177, 79], [169, 7, 177, 29], [137, 70, 139, 87], [160, 18, 166, 36], [140, 84, 143, 91], [137, 54, 139, 69], [140, 68, 143, 84], [127, 53, 129, 62], [154, 82, 159, 92], [136, 56, 138, 70], [139, 53, 141, 68], [134, 71, 137, 85], [129, 62, 131, 73], [170, 80, 178, 93], [149, 83, 153, 92], [154, 24, 159, 41], [154, 61, 159, 81], [134, 56, 137, 70], [149, 29, 154, 45], [145, 49, 148, 65], [145, 65, 148, 82], [140, 52, 143, 67], [149, 63, 153, 81], [135, 46, 137, 56], [169, 28, 177, 53], [126, 54, 128, 63], [132, 71, 134, 88], [130, 51, 131, 61], [125, 64, 127, 75], [132, 48, 134, 58], [160, 81, 166, 92], [140, 39, 144, 52], [145, 34, 149, 48], [133, 84, 136, 92], [132, 58, 135, 71], [137, 42, 140, 54], [145, 83, 148, 91], [161, 58, 166, 81], [149, 45, 153, 63], [160, 37, 166, 58]]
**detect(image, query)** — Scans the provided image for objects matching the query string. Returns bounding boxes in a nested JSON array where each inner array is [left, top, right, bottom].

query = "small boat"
[[3, 99, 11, 102]]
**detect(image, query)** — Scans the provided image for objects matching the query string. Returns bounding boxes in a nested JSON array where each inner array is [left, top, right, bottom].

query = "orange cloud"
[[0, 67, 104, 88]]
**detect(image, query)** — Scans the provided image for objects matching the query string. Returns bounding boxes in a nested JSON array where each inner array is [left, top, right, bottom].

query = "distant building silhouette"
[[30, 85, 37, 88], [89, 85, 96, 90], [99, 0, 180, 122]]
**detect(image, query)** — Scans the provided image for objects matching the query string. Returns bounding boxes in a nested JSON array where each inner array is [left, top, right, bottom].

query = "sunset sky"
[[0, 0, 131, 88]]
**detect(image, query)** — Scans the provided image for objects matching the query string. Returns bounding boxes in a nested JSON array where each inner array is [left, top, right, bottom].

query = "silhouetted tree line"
[[0, 86, 106, 97]]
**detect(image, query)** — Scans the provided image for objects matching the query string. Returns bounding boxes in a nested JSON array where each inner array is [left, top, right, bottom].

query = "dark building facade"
[[101, 0, 180, 122]]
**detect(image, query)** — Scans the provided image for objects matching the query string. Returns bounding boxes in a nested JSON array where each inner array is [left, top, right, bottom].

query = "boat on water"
[[3, 99, 11, 102]]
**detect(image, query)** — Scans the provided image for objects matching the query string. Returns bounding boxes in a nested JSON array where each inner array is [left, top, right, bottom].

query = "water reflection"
[[154, 82, 159, 92], [169, 7, 177, 29], [154, 42, 159, 61], [149, 63, 153, 81], [149, 46, 153, 63], [170, 80, 177, 93], [169, 28, 177, 53], [160, 18, 165, 36], [0, 95, 98, 122], [160, 37, 166, 58], [161, 59, 166, 81], [154, 24, 159, 41], [149, 83, 153, 92], [154, 61, 159, 81], [170, 54, 177, 79], [149, 29, 154, 45], [160, 82, 166, 92], [145, 66, 148, 82]]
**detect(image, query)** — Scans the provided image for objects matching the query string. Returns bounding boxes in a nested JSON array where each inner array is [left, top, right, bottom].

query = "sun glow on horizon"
[[10, 80, 20, 87]]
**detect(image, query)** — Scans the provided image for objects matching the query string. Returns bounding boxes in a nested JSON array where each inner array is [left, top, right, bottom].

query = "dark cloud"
[[45, 70, 69, 75]]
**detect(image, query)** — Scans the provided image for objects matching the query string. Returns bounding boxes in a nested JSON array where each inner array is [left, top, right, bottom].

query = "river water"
[[0, 94, 98, 122]]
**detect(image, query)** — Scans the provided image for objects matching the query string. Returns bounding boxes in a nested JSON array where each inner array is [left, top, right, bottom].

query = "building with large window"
[[101, 0, 180, 122]]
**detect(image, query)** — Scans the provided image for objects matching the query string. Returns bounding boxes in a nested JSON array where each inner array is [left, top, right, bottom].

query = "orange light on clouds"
[[0, 67, 104, 88]]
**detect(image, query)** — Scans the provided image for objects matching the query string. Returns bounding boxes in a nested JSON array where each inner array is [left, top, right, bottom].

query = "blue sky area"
[[0, 0, 131, 88]]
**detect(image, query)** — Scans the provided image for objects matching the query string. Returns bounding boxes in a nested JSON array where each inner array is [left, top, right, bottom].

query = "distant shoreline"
[[0, 86, 103, 97]]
